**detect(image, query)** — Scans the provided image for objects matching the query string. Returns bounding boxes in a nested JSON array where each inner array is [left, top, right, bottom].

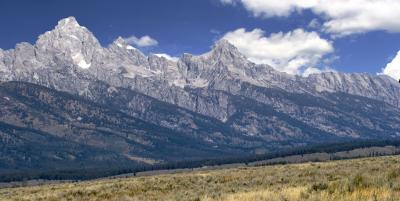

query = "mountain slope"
[[0, 82, 247, 171], [0, 17, 399, 171]]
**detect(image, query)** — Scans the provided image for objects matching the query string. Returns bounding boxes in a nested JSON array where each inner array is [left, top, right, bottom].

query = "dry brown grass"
[[1, 155, 400, 201]]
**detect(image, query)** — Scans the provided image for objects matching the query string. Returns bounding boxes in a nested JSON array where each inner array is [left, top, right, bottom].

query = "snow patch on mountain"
[[116, 43, 123, 48], [72, 53, 91, 69], [154, 54, 179, 62], [126, 45, 135, 50]]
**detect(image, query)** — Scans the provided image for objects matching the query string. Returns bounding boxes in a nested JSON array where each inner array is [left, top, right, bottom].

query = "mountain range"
[[1, 17, 400, 172]]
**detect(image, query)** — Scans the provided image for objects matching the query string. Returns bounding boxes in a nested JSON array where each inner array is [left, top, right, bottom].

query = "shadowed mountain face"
[[0, 82, 246, 171], [0, 17, 400, 171]]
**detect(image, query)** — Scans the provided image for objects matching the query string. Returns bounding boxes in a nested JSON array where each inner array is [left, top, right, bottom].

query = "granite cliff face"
[[1, 17, 400, 170]]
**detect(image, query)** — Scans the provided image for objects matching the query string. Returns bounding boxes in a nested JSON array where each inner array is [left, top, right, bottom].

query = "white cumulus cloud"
[[222, 0, 400, 36], [223, 28, 334, 75], [230, 0, 316, 18], [123, 35, 158, 47], [381, 51, 400, 80], [314, 0, 400, 36]]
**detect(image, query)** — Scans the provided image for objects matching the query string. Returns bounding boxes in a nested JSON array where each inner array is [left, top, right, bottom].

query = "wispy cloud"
[[123, 35, 158, 47]]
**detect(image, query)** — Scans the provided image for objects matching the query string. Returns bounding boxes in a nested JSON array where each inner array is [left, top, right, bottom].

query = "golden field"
[[1, 155, 400, 201]]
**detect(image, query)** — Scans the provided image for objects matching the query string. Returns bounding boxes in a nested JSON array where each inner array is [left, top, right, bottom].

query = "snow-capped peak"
[[126, 45, 135, 50]]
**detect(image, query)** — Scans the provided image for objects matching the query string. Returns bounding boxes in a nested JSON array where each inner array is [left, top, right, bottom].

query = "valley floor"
[[1, 155, 400, 201]]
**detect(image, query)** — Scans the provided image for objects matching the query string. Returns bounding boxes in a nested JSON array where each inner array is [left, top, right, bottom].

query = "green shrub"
[[310, 182, 328, 191]]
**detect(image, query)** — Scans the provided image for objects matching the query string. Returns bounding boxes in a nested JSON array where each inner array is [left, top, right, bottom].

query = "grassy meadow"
[[1, 155, 400, 201]]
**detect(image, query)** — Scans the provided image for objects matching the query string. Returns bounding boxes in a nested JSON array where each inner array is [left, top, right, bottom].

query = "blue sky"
[[0, 0, 399, 77]]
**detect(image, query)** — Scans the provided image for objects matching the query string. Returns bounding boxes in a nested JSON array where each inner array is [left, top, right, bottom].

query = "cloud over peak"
[[382, 51, 400, 80], [123, 35, 158, 47], [223, 28, 333, 75]]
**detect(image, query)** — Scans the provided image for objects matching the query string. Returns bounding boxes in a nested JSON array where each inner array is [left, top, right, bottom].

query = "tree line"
[[2, 138, 400, 183]]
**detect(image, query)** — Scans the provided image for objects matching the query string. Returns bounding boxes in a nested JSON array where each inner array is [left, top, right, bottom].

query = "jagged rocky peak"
[[181, 39, 248, 66], [306, 71, 400, 107], [206, 39, 247, 61], [111, 37, 136, 50], [0, 16, 398, 109], [112, 37, 128, 46], [56, 16, 81, 29], [37, 16, 99, 44], [212, 39, 239, 53], [148, 54, 174, 67], [109, 36, 145, 58], [185, 39, 252, 78], [106, 37, 148, 69], [34, 16, 103, 69], [176, 39, 258, 89]]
